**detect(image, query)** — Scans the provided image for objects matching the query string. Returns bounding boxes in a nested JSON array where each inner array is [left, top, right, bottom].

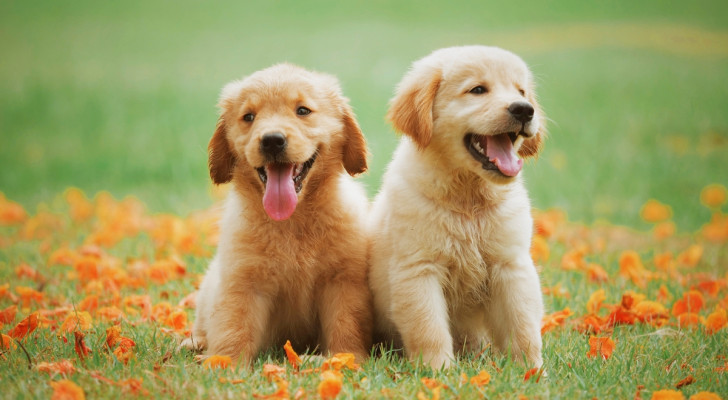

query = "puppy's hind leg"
[[390, 265, 453, 369]]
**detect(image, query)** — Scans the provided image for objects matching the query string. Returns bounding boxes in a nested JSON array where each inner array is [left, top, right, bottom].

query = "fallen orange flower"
[[469, 370, 491, 386], [640, 199, 673, 223], [541, 307, 574, 335], [263, 363, 286, 381], [651, 389, 685, 400], [164, 309, 188, 332], [254, 377, 289, 399], [15, 285, 45, 308], [117, 378, 148, 396], [50, 379, 85, 400], [0, 304, 16, 324], [634, 300, 669, 326], [587, 289, 606, 315], [586, 336, 615, 360], [619, 250, 649, 288], [523, 367, 543, 382], [676, 245, 703, 268], [59, 311, 93, 333], [700, 183, 727, 209], [672, 291, 705, 316], [8, 312, 39, 339], [677, 313, 702, 328], [318, 370, 343, 400], [704, 307, 727, 334], [322, 353, 359, 371], [95, 306, 124, 322], [36, 360, 76, 377], [0, 193, 28, 225], [73, 332, 91, 360], [587, 263, 609, 283], [284, 340, 302, 370], [203, 355, 232, 370], [674, 375, 695, 389], [421, 377, 442, 389], [1, 333, 16, 350]]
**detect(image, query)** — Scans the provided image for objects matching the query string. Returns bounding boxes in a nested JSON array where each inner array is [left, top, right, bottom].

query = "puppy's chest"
[[436, 215, 503, 305]]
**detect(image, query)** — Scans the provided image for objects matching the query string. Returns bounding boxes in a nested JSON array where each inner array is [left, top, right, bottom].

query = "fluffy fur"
[[181, 64, 372, 364], [369, 46, 546, 369]]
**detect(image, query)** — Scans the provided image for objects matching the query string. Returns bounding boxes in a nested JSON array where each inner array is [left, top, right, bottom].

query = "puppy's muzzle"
[[508, 101, 535, 138], [260, 132, 287, 158]]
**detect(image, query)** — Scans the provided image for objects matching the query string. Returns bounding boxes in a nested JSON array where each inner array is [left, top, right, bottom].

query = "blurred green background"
[[1, 0, 727, 230]]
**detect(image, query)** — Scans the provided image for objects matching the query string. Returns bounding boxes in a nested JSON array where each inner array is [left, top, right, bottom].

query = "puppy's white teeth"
[[473, 141, 485, 155]]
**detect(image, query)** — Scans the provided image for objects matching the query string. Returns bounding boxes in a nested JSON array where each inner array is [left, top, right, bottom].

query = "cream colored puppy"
[[369, 46, 546, 369]]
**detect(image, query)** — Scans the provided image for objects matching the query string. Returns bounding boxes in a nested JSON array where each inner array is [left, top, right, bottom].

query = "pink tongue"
[[262, 163, 298, 221], [486, 134, 523, 177]]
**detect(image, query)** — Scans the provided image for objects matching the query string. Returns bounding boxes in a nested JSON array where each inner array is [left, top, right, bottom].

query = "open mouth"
[[464, 132, 523, 177], [256, 153, 317, 194], [255, 153, 317, 221]]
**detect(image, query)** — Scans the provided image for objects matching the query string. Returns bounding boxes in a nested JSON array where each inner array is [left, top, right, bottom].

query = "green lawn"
[[1, 0, 727, 399]]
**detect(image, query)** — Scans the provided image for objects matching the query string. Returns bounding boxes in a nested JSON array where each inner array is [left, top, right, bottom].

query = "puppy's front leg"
[[205, 284, 272, 366], [390, 266, 453, 369], [486, 259, 544, 368], [318, 273, 373, 361]]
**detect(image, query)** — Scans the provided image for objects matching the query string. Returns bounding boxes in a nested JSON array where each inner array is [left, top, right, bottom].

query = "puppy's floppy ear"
[[341, 102, 369, 176], [208, 116, 236, 184], [386, 65, 441, 149], [518, 93, 546, 158]]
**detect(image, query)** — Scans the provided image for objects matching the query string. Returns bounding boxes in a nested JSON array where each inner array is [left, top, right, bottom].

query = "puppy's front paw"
[[180, 336, 207, 352]]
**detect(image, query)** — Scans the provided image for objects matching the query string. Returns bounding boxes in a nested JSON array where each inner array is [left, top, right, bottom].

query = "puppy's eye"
[[242, 113, 255, 122], [296, 106, 312, 116], [469, 86, 488, 95]]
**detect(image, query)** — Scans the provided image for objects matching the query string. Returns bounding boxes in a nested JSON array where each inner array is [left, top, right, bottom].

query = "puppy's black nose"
[[508, 101, 534, 123], [260, 132, 287, 156]]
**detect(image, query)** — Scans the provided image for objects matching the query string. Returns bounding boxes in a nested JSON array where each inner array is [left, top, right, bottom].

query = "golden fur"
[[369, 46, 546, 369], [181, 64, 372, 363]]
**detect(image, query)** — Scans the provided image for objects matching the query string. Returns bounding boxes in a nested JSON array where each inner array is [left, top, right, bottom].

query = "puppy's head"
[[209, 63, 367, 221], [387, 45, 545, 184]]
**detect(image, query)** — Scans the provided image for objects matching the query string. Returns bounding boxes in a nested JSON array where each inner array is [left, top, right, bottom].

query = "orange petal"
[[263, 363, 286, 381], [689, 392, 722, 400], [469, 370, 491, 386], [700, 183, 727, 209], [587, 289, 606, 315], [704, 307, 727, 334], [50, 379, 85, 400], [640, 199, 673, 223], [8, 312, 40, 339], [36, 360, 76, 377], [322, 353, 359, 371], [586, 336, 615, 360], [283, 340, 302, 370], [59, 312, 93, 333], [203, 355, 232, 370], [541, 307, 573, 335], [651, 389, 685, 400], [317, 370, 343, 400], [0, 304, 17, 324], [1, 333, 16, 350]]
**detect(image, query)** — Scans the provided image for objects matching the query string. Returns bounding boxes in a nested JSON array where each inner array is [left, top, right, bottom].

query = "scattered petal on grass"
[[421, 377, 442, 389], [704, 307, 727, 333], [318, 370, 343, 399], [586, 336, 615, 360], [60, 312, 93, 333], [672, 291, 705, 316], [50, 379, 85, 400], [36, 360, 76, 377], [587, 263, 609, 283], [0, 193, 28, 225], [619, 251, 649, 288], [73, 332, 91, 360], [8, 312, 39, 339], [469, 370, 491, 386], [284, 340, 302, 370], [263, 363, 286, 381], [541, 307, 574, 334], [322, 353, 360, 371], [676, 245, 703, 267], [587, 289, 606, 315], [523, 367, 543, 382], [677, 313, 702, 328], [203, 355, 232, 370], [254, 378, 289, 399], [0, 304, 17, 324], [674, 375, 695, 389], [640, 199, 673, 223], [651, 389, 685, 400], [1, 333, 17, 350], [700, 183, 727, 209]]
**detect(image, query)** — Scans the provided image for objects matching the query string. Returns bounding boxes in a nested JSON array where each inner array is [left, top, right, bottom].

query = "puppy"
[[369, 46, 546, 369], [181, 64, 372, 364]]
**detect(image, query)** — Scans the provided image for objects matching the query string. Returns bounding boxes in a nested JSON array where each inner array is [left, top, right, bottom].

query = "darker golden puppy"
[[182, 64, 372, 364]]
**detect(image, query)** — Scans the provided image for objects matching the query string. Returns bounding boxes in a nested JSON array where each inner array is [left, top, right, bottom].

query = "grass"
[[1, 0, 727, 398]]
